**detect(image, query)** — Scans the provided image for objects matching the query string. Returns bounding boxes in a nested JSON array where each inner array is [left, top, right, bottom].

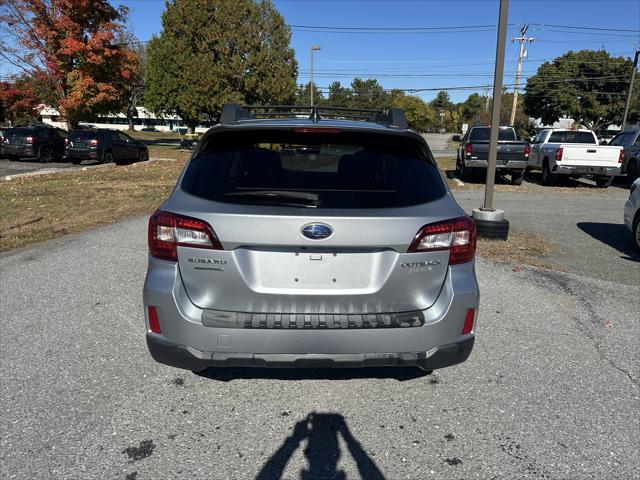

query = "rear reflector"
[[618, 149, 624, 164], [555, 147, 563, 162], [148, 210, 222, 261], [148, 306, 161, 333], [461, 308, 475, 335], [408, 216, 477, 264]]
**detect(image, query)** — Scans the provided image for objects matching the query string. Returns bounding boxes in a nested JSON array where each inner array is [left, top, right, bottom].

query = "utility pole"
[[621, 50, 639, 130], [509, 25, 535, 126], [310, 45, 321, 106]]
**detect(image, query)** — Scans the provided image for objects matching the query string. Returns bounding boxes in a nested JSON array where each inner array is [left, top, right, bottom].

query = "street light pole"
[[310, 45, 321, 106], [483, 0, 509, 211], [472, 0, 510, 240]]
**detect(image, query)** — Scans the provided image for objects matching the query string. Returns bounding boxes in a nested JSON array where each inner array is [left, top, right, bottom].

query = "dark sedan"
[[66, 129, 149, 165]]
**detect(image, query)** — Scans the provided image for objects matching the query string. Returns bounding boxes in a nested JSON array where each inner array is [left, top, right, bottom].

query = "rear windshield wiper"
[[225, 190, 320, 207]]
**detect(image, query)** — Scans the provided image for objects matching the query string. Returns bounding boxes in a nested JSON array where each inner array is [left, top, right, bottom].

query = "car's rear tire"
[[38, 147, 53, 163], [511, 171, 524, 186], [137, 149, 148, 163], [104, 151, 116, 165], [542, 159, 556, 186], [70, 158, 82, 165], [595, 177, 612, 188]]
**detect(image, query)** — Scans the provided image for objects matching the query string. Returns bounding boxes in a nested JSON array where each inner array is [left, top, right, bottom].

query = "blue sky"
[[81, 0, 640, 102]]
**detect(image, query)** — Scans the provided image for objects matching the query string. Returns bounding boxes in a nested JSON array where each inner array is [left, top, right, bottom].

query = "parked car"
[[624, 178, 640, 251], [609, 128, 640, 184], [143, 103, 480, 373], [528, 129, 623, 187], [456, 126, 530, 185], [66, 129, 148, 165], [1, 125, 67, 162]]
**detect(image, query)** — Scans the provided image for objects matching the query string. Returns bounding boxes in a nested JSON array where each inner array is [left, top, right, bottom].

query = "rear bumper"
[[66, 149, 99, 160], [466, 159, 527, 170], [553, 164, 621, 176], [146, 333, 474, 371], [143, 257, 480, 372], [1, 145, 36, 157]]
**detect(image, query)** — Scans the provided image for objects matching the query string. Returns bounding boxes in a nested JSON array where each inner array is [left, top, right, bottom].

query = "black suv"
[[1, 125, 68, 162], [66, 129, 149, 165]]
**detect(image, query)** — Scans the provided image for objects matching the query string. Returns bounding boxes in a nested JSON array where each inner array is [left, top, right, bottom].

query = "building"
[[38, 106, 213, 133]]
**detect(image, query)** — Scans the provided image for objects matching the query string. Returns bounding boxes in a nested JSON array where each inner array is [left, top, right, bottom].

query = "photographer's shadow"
[[256, 412, 386, 480]]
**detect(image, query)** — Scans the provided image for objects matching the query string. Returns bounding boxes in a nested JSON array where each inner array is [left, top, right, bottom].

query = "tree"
[[350, 78, 388, 110], [295, 82, 324, 106], [326, 81, 352, 107], [145, 0, 297, 133], [115, 30, 145, 131], [1, 0, 137, 129], [524, 50, 640, 130], [430, 90, 454, 111], [388, 91, 434, 132], [459, 93, 486, 124], [0, 75, 39, 125]]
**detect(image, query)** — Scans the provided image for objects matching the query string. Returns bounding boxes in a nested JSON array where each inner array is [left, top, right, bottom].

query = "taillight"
[[408, 216, 477, 264], [465, 143, 473, 156], [90, 138, 100, 146], [555, 147, 563, 162], [25, 136, 35, 144], [524, 144, 531, 158], [148, 306, 161, 333], [461, 308, 476, 335], [618, 149, 624, 165], [148, 210, 222, 261], [64, 138, 69, 146]]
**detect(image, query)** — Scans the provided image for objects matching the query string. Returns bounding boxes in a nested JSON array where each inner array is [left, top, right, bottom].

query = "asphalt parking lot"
[[1, 183, 638, 479], [0, 158, 81, 177]]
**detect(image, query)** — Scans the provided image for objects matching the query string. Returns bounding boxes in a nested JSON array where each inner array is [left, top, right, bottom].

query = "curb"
[[2, 157, 177, 181]]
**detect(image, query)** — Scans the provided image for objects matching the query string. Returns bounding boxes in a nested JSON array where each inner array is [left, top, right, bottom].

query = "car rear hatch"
[[153, 126, 471, 314], [468, 141, 527, 163], [68, 131, 99, 153], [4, 128, 32, 146]]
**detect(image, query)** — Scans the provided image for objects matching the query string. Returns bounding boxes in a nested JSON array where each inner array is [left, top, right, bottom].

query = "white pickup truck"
[[528, 129, 624, 187]]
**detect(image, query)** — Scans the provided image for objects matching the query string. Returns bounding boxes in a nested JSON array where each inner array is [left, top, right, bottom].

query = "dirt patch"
[[477, 232, 560, 270], [0, 159, 186, 252]]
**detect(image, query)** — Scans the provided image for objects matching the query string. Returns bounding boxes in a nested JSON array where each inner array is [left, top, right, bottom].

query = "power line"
[[528, 23, 640, 33]]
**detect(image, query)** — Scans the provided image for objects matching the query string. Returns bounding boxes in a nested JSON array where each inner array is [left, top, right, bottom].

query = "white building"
[[38, 106, 213, 133]]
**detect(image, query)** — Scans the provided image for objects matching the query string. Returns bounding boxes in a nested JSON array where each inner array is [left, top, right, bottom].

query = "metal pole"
[[483, 0, 509, 211], [621, 50, 639, 131], [310, 46, 314, 107]]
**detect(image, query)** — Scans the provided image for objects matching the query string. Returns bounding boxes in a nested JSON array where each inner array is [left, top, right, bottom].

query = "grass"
[[128, 130, 181, 142], [446, 140, 460, 151], [148, 145, 192, 161], [477, 232, 560, 270], [0, 159, 186, 253]]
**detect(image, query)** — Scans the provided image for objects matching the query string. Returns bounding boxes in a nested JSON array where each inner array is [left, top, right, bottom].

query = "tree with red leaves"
[[0, 75, 40, 125], [0, 0, 137, 129]]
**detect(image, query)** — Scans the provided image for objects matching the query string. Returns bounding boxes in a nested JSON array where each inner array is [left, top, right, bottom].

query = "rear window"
[[468, 127, 516, 141], [69, 131, 99, 141], [7, 128, 34, 136], [548, 131, 596, 144], [181, 130, 446, 209]]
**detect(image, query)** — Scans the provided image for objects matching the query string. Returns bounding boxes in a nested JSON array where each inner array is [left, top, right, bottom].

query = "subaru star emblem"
[[301, 223, 333, 240]]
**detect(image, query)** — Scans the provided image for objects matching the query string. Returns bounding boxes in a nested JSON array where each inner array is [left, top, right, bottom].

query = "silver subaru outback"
[[143, 104, 479, 372]]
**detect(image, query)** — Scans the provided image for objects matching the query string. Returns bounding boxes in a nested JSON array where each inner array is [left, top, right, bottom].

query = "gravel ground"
[[1, 215, 638, 480], [452, 186, 639, 285]]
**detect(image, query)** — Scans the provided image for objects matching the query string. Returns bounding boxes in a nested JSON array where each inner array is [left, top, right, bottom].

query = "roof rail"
[[219, 103, 409, 129]]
